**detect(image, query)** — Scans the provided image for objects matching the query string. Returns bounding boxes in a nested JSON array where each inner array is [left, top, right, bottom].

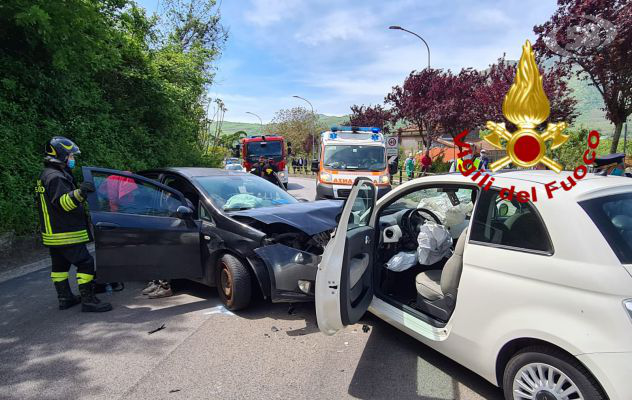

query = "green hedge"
[[0, 1, 223, 236]]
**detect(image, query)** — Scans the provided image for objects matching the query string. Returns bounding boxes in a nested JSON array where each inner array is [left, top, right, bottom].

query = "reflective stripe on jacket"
[[36, 161, 91, 247], [456, 157, 481, 171]]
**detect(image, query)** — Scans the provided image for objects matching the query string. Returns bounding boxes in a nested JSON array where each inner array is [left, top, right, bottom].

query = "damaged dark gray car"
[[82, 167, 342, 310]]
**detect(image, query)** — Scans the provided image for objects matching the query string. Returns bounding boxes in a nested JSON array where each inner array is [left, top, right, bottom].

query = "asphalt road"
[[0, 177, 503, 400], [287, 175, 317, 201]]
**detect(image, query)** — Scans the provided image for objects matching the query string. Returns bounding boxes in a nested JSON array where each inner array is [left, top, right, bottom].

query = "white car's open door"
[[315, 178, 377, 335]]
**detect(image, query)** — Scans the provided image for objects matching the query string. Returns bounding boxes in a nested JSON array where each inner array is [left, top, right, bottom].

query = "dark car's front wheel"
[[217, 254, 251, 311]]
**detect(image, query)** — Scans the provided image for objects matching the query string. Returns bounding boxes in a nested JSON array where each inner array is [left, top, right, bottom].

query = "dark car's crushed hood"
[[230, 200, 343, 235]]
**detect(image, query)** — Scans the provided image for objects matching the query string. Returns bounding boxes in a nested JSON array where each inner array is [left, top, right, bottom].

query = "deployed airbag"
[[417, 196, 473, 227], [417, 222, 453, 265], [385, 251, 418, 272]]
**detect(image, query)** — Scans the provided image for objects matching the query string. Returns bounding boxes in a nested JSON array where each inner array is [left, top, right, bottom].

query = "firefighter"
[[263, 157, 281, 186], [36, 136, 112, 312]]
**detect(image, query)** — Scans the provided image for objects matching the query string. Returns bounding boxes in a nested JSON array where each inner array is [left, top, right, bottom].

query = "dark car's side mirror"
[[311, 160, 319, 172], [176, 205, 194, 219]]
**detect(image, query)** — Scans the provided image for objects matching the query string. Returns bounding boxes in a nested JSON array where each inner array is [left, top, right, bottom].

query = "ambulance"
[[313, 126, 393, 200]]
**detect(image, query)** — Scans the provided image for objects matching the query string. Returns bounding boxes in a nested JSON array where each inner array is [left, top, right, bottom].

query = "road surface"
[[0, 176, 503, 400], [287, 175, 317, 200]]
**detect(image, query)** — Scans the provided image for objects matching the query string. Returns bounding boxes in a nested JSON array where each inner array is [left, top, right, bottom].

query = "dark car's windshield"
[[323, 145, 385, 171], [195, 174, 297, 211], [245, 141, 282, 161], [580, 191, 632, 264]]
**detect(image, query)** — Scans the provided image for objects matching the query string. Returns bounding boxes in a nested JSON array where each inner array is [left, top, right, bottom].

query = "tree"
[[534, 0, 632, 152], [159, 0, 227, 56], [344, 104, 393, 133], [424, 68, 485, 140], [0, 0, 227, 237], [268, 107, 325, 155], [385, 69, 445, 148], [473, 56, 578, 130]]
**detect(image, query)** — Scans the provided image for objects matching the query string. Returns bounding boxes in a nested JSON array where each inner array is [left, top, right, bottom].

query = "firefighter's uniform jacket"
[[36, 161, 91, 247]]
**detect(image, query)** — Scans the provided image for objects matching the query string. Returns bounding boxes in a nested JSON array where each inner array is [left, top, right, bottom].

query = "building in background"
[[398, 125, 506, 165]]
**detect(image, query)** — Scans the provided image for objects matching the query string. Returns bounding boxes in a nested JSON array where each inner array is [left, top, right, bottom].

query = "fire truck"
[[240, 135, 288, 188], [313, 126, 393, 200]]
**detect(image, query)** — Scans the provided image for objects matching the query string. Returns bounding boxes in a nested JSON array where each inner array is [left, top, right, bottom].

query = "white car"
[[224, 163, 245, 172], [315, 171, 632, 400]]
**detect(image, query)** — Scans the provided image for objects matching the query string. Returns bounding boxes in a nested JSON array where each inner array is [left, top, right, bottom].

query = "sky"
[[136, 0, 558, 123]]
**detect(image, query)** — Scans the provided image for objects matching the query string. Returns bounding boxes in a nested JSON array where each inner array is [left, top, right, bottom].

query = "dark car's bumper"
[[254, 244, 318, 302], [316, 182, 391, 200]]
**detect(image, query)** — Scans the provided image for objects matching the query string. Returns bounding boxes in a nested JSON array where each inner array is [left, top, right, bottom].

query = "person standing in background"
[[479, 149, 490, 170], [421, 150, 432, 175], [404, 153, 415, 180]]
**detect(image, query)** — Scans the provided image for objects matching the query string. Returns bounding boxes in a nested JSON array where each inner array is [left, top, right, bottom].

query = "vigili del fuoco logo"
[[454, 40, 600, 202]]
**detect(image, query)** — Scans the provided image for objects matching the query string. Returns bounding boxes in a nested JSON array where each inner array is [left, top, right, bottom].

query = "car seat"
[[414, 228, 467, 321]]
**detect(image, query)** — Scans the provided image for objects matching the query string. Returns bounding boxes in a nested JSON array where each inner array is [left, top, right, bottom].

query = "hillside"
[[567, 74, 614, 134], [529, 58, 613, 134], [213, 72, 616, 137], [212, 114, 348, 136]]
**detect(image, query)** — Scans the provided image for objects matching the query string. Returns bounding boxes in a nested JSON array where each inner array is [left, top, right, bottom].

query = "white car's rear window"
[[580, 192, 632, 264]]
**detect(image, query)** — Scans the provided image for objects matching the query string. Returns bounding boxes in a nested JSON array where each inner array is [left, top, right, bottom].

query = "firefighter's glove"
[[80, 181, 96, 197]]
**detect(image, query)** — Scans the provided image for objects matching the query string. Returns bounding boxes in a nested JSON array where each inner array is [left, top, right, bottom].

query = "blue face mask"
[[67, 159, 76, 169], [611, 168, 623, 176]]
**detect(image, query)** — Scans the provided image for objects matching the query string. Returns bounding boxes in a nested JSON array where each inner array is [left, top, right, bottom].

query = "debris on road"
[[362, 324, 370, 333], [148, 324, 166, 335], [271, 326, 279, 332], [169, 389, 181, 393]]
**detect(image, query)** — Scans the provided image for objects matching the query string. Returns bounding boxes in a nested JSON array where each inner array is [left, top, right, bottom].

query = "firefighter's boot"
[[54, 280, 81, 310], [79, 282, 113, 312]]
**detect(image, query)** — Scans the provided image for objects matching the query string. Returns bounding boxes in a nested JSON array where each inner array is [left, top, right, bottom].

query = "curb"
[[0, 243, 95, 284]]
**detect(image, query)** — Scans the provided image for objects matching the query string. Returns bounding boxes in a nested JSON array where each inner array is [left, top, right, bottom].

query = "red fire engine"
[[240, 135, 288, 188]]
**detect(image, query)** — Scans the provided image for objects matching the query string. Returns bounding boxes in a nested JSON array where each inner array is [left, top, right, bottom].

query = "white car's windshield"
[[195, 175, 297, 211], [323, 145, 385, 171]]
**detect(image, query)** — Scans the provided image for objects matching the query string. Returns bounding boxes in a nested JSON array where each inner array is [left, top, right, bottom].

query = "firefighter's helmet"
[[46, 136, 81, 162]]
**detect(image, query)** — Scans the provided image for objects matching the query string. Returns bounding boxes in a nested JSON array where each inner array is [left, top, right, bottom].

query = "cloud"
[[294, 9, 378, 45], [467, 8, 514, 27], [244, 0, 302, 27], [210, 0, 559, 122], [210, 92, 298, 122]]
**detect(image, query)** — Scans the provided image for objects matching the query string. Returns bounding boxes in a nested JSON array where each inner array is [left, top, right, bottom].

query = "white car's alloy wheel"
[[512, 363, 583, 400]]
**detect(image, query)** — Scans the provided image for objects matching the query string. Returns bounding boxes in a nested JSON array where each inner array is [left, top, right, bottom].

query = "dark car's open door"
[[83, 167, 203, 282], [315, 178, 377, 335]]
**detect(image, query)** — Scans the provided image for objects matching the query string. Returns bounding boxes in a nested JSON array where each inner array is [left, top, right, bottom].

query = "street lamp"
[[292, 95, 316, 162], [245, 111, 264, 134], [389, 25, 430, 69]]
